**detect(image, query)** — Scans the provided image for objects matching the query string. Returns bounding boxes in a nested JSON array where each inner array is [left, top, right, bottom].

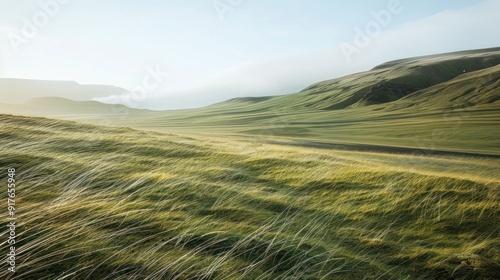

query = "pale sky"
[[0, 0, 499, 109]]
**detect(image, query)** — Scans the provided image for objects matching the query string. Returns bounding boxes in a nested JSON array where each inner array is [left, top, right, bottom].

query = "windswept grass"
[[1, 114, 499, 279]]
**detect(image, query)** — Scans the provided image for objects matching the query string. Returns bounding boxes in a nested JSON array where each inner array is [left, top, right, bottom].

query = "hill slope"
[[1, 47, 499, 155], [123, 47, 500, 156]]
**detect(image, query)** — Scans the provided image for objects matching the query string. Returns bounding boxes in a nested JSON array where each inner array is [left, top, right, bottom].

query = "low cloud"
[[101, 0, 500, 110]]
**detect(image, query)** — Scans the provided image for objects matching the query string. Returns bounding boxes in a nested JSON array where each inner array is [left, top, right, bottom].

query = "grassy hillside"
[[1, 48, 499, 156], [119, 48, 500, 156], [1, 114, 499, 279]]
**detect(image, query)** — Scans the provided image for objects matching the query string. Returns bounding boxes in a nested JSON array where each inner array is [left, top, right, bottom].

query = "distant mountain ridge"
[[0, 96, 152, 119], [0, 78, 128, 104]]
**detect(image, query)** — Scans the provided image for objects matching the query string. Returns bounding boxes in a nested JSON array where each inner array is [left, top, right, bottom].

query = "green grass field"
[[1, 48, 499, 279], [1, 114, 499, 279]]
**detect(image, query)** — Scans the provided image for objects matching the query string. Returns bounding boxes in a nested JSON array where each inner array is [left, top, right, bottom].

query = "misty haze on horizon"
[[1, 0, 500, 109]]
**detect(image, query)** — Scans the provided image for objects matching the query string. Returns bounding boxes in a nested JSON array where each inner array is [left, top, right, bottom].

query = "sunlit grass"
[[0, 114, 499, 279]]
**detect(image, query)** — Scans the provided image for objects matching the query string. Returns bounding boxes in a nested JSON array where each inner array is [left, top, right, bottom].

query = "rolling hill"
[[1, 47, 499, 156], [121, 47, 500, 156]]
